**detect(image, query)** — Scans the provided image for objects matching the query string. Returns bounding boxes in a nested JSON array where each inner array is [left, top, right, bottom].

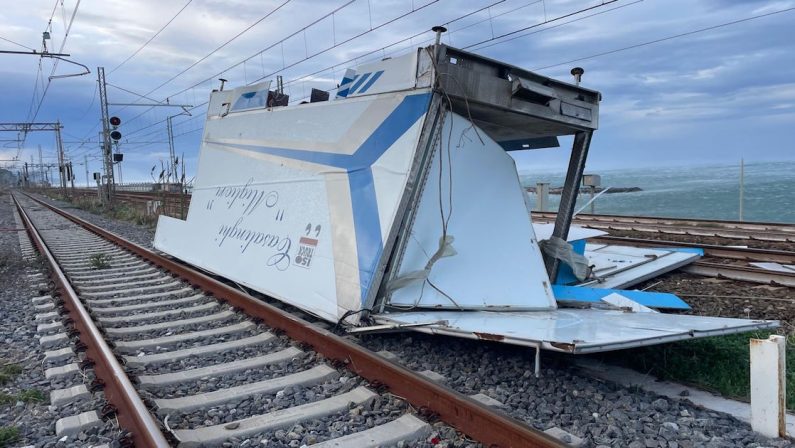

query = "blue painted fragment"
[[552, 284, 691, 310], [555, 239, 587, 285]]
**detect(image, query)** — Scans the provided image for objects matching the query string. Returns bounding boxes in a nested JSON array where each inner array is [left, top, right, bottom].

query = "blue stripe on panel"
[[348, 72, 372, 95], [357, 71, 384, 94], [348, 167, 383, 302], [336, 74, 359, 98]]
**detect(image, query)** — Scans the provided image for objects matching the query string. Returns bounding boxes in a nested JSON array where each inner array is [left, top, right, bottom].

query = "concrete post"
[[536, 182, 549, 212], [750, 335, 786, 438]]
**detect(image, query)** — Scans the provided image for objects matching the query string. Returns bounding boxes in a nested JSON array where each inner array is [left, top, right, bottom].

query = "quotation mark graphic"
[[275, 209, 285, 221], [304, 223, 321, 236]]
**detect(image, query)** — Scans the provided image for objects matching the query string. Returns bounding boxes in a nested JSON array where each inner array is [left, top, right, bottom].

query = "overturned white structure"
[[155, 43, 776, 353]]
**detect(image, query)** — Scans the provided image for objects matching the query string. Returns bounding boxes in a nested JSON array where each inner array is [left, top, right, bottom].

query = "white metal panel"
[[387, 113, 557, 310], [532, 223, 607, 242], [579, 244, 700, 289], [375, 310, 777, 353], [155, 146, 340, 319], [155, 90, 433, 323]]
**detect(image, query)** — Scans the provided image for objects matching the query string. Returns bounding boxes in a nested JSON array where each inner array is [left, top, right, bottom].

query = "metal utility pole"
[[55, 121, 67, 196], [68, 161, 75, 190], [84, 154, 89, 187], [38, 145, 44, 186], [167, 116, 176, 181], [98, 67, 115, 206]]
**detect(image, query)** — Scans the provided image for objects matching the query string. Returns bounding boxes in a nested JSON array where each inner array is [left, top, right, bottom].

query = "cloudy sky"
[[1, 0, 793, 184]]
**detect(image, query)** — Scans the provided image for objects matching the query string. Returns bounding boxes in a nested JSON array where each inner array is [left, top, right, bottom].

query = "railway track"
[[533, 212, 795, 243], [14, 193, 563, 448], [533, 211, 795, 234]]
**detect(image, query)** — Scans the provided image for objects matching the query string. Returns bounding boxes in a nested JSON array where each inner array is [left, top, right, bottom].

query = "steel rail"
[[23, 193, 564, 448], [548, 221, 795, 242], [533, 211, 795, 233], [591, 235, 795, 265], [684, 261, 795, 288], [12, 194, 170, 447]]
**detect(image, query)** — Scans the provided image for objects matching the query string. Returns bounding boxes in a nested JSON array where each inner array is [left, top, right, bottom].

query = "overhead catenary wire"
[[467, 0, 643, 52], [116, 0, 296, 120], [121, 0, 496, 140], [532, 5, 795, 71], [109, 0, 194, 74], [462, 0, 620, 50], [27, 0, 82, 125], [0, 35, 36, 51]]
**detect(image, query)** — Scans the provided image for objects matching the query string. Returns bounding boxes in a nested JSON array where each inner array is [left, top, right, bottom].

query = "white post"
[[739, 158, 745, 221], [750, 335, 786, 438]]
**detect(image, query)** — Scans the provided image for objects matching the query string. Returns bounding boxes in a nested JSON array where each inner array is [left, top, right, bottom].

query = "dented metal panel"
[[376, 310, 778, 354], [385, 112, 556, 311]]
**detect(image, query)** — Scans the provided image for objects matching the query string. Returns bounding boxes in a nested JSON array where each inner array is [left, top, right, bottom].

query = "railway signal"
[[109, 116, 122, 141]]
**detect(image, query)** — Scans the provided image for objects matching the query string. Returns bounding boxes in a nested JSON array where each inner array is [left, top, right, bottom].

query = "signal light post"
[[98, 66, 115, 206]]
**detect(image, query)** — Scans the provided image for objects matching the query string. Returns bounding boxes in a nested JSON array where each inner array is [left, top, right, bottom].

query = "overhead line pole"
[[97, 67, 114, 206]]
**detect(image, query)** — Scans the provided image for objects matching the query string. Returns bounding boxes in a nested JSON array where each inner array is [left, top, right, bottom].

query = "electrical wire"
[[121, 0, 495, 139], [109, 0, 193, 74], [130, 0, 296, 103], [468, 0, 643, 51], [0, 35, 36, 51], [532, 5, 795, 71], [462, 0, 620, 49], [27, 0, 82, 125]]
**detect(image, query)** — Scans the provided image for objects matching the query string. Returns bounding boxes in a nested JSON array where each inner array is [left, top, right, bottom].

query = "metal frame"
[[373, 92, 446, 313]]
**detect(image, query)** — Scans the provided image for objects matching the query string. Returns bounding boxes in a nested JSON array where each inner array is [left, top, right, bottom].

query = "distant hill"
[[0, 167, 18, 186]]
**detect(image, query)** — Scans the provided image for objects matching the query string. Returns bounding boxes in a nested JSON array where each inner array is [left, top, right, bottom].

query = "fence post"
[[750, 335, 786, 438]]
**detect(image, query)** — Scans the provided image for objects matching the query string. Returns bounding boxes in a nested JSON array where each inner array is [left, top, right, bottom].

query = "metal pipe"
[[544, 130, 593, 283]]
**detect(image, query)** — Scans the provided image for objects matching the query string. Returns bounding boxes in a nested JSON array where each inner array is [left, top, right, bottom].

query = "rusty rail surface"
[[12, 194, 171, 447], [23, 193, 564, 448], [532, 211, 795, 233], [684, 261, 795, 288]]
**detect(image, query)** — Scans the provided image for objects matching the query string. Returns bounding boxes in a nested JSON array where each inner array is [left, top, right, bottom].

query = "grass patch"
[[110, 204, 157, 227], [0, 426, 20, 447], [0, 364, 22, 385], [0, 388, 46, 405], [592, 330, 795, 409], [15, 389, 45, 403], [88, 253, 111, 269]]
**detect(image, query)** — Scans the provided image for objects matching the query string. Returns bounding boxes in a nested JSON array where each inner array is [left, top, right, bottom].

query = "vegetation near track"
[[42, 192, 157, 227], [0, 388, 46, 405], [596, 331, 795, 410], [0, 364, 22, 385], [89, 253, 111, 269], [0, 426, 20, 447]]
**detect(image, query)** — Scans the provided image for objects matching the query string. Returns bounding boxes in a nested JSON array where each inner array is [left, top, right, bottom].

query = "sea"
[[518, 161, 795, 224]]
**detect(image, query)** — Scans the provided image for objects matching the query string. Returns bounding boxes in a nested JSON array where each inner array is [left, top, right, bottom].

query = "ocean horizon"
[[518, 160, 795, 224]]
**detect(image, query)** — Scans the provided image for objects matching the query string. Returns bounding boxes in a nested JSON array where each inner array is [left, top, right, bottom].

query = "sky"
[[0, 0, 793, 184]]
